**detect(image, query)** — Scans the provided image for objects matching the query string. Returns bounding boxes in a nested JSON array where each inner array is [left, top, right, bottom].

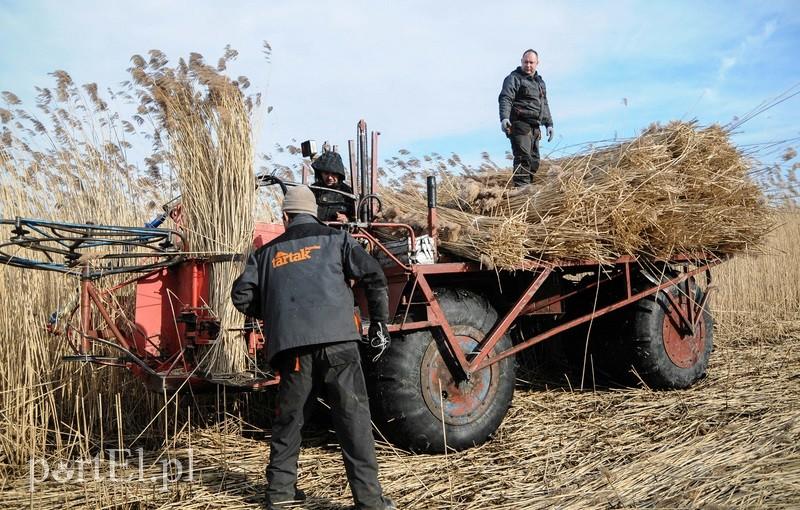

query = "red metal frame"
[[375, 251, 724, 380], [470, 261, 717, 372], [66, 260, 283, 392], [56, 215, 725, 392]]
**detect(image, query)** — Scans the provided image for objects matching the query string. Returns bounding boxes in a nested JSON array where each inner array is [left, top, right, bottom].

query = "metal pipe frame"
[[348, 139, 358, 196], [370, 131, 379, 220], [391, 257, 722, 381], [358, 120, 368, 222], [470, 260, 720, 372]]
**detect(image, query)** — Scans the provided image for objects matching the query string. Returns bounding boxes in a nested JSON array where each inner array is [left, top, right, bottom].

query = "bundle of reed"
[[381, 122, 775, 269], [130, 51, 259, 373]]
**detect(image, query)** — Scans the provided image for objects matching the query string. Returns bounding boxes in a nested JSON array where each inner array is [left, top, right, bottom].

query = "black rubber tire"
[[628, 280, 713, 389], [367, 288, 516, 453]]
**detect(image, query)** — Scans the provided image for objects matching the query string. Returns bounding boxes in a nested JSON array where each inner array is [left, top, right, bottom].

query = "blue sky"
[[1, 0, 798, 170]]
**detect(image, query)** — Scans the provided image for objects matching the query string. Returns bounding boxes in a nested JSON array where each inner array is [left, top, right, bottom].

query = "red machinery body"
[[132, 223, 285, 356], [116, 222, 286, 391]]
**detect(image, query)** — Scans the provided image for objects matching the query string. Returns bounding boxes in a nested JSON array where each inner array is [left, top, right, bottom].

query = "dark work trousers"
[[266, 341, 386, 510], [508, 119, 542, 186]]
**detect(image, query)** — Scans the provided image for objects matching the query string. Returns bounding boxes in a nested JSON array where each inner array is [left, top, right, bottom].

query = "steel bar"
[[473, 263, 715, 371], [86, 284, 133, 351], [415, 274, 471, 379], [468, 268, 552, 371]]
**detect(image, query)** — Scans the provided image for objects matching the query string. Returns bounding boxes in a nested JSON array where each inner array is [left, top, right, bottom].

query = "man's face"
[[520, 52, 538, 75], [321, 171, 340, 187]]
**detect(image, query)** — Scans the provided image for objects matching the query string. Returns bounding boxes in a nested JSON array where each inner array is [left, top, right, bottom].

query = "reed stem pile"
[[381, 122, 775, 269]]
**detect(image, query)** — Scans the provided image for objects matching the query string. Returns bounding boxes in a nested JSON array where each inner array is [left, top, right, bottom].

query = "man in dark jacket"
[[231, 186, 395, 510], [311, 150, 356, 222], [498, 49, 555, 186]]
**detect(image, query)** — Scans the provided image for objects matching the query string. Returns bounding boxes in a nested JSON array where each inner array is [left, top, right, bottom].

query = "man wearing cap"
[[310, 150, 356, 222], [231, 185, 396, 510]]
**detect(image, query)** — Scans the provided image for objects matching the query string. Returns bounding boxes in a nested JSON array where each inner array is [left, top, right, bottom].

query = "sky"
[[1, 0, 799, 171]]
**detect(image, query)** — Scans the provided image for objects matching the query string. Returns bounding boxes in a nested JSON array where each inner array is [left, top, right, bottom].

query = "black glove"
[[367, 321, 390, 360]]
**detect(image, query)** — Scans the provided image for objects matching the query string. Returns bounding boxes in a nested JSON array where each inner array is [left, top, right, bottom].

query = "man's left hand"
[[335, 212, 349, 223], [547, 126, 554, 142]]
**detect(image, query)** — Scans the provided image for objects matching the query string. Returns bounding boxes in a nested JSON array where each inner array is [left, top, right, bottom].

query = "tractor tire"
[[368, 288, 516, 453], [627, 279, 713, 389]]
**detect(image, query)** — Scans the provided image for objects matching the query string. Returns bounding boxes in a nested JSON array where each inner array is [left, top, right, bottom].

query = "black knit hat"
[[311, 151, 346, 179]]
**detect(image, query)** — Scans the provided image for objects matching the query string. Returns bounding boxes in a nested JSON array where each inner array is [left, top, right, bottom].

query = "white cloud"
[[717, 18, 778, 80]]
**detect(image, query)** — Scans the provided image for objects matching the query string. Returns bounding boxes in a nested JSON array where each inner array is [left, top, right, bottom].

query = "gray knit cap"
[[282, 185, 318, 217]]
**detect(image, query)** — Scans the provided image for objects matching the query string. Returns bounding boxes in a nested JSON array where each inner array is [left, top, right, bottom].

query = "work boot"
[[350, 496, 397, 510], [265, 488, 307, 509]]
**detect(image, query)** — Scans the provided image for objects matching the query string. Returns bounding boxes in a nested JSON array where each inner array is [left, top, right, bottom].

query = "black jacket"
[[231, 214, 388, 363], [312, 181, 356, 222], [498, 68, 553, 127]]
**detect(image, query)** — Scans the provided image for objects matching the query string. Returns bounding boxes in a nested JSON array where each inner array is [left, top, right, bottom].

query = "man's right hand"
[[367, 321, 391, 360], [501, 119, 511, 134]]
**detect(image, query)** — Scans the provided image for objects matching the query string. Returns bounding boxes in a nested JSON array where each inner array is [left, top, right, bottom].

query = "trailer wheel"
[[628, 278, 713, 389], [368, 288, 515, 453]]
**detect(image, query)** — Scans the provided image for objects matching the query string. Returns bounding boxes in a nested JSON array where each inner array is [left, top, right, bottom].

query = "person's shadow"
[[183, 464, 350, 509]]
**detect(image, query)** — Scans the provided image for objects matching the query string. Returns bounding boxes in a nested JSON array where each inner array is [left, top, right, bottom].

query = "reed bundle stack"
[[131, 51, 261, 373], [381, 122, 775, 269]]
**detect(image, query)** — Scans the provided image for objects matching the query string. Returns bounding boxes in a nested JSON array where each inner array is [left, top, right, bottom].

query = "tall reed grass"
[[0, 69, 166, 472], [714, 210, 800, 337], [0, 48, 268, 475]]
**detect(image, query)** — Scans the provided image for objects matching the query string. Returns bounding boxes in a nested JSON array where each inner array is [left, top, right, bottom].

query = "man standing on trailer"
[[231, 185, 396, 510], [498, 49, 554, 186], [311, 150, 356, 222]]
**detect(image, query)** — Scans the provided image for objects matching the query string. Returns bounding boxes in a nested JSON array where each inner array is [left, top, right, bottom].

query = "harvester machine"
[[0, 120, 724, 453]]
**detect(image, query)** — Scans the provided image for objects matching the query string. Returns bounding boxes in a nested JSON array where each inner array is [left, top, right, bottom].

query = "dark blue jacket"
[[499, 67, 553, 127], [231, 214, 388, 363]]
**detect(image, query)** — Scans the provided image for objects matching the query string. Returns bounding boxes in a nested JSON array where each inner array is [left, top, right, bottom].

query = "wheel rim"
[[662, 295, 706, 369], [420, 325, 500, 425]]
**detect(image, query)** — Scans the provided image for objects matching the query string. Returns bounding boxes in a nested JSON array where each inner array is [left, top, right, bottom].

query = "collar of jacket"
[[514, 67, 540, 80], [287, 213, 323, 228]]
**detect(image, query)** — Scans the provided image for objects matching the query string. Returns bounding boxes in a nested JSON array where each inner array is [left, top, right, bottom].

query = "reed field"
[[1, 50, 799, 508]]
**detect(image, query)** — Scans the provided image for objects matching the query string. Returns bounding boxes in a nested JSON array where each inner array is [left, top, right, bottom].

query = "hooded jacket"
[[231, 214, 388, 363], [310, 152, 356, 221], [498, 68, 553, 127], [312, 181, 355, 222]]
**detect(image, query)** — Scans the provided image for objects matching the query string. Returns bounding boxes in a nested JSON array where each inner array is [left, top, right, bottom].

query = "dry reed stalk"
[[130, 52, 259, 373], [0, 71, 169, 471], [714, 210, 800, 338], [1, 47, 279, 477]]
